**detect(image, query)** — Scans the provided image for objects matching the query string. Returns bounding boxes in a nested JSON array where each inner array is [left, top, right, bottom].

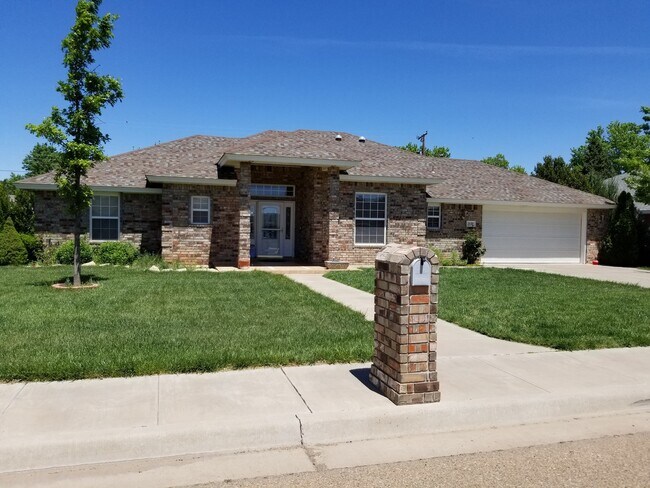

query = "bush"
[[429, 247, 468, 266], [0, 217, 28, 266], [94, 241, 140, 265], [599, 192, 639, 267], [55, 238, 94, 265], [462, 231, 486, 265], [19, 233, 44, 262]]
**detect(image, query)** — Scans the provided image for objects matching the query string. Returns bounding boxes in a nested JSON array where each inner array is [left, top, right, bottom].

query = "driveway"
[[486, 264, 650, 288]]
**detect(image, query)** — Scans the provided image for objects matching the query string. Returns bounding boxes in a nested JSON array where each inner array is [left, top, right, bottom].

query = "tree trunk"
[[73, 213, 82, 286]]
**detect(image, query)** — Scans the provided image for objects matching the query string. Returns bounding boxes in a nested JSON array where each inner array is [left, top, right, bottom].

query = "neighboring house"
[[605, 173, 650, 224], [16, 130, 613, 267]]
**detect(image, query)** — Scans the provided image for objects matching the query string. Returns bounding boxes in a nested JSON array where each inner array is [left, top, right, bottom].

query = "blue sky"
[[1, 0, 649, 175]]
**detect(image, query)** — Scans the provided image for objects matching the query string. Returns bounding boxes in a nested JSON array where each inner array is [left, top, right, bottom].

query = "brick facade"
[[426, 203, 482, 255], [328, 182, 428, 265], [161, 183, 239, 266], [586, 208, 611, 262], [33, 191, 161, 253]]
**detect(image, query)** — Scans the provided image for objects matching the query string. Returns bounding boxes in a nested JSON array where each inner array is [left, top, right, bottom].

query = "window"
[[427, 204, 441, 230], [90, 194, 119, 241], [250, 184, 295, 198], [191, 196, 210, 224], [355, 192, 387, 245]]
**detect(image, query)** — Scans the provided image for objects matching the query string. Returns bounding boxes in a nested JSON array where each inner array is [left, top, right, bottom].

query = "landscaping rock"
[[176, 268, 187, 272], [161, 269, 173, 272], [81, 261, 96, 267], [148, 265, 160, 272], [99, 263, 111, 267]]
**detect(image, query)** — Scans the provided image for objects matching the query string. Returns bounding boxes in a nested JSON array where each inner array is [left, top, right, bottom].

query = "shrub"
[[19, 233, 44, 262], [55, 238, 94, 265], [429, 246, 468, 266], [94, 241, 139, 265], [462, 231, 486, 265], [0, 217, 29, 266], [598, 192, 639, 267]]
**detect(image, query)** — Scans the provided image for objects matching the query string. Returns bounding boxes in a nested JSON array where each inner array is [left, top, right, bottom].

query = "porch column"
[[325, 167, 340, 261], [237, 162, 251, 268]]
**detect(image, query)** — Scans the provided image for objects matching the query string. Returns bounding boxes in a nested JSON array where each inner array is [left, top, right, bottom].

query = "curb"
[[299, 383, 650, 445], [2, 384, 649, 474]]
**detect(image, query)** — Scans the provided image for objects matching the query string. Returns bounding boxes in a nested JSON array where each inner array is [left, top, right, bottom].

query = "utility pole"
[[417, 131, 428, 156]]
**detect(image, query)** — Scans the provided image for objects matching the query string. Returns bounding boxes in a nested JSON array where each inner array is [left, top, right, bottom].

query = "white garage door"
[[482, 206, 584, 264]]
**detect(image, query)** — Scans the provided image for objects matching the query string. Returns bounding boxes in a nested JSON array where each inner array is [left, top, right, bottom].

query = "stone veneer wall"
[[328, 182, 428, 265], [33, 190, 162, 253], [425, 203, 482, 255], [586, 208, 611, 262], [161, 184, 239, 266]]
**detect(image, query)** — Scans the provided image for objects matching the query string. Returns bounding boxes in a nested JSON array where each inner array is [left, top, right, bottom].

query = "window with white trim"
[[191, 196, 210, 224], [90, 194, 119, 241], [355, 192, 387, 245], [427, 204, 441, 230]]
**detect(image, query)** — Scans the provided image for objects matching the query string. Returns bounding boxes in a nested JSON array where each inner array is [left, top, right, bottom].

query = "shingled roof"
[[18, 129, 612, 207]]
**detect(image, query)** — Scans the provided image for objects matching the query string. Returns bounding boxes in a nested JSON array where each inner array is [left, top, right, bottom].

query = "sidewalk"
[[288, 273, 552, 357], [1, 347, 650, 474], [2, 273, 649, 476]]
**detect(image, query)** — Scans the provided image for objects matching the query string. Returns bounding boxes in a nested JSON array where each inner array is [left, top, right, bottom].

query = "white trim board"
[[426, 197, 613, 210]]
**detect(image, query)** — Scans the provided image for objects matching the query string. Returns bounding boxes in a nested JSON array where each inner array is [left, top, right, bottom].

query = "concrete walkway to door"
[[486, 264, 650, 288], [288, 274, 552, 357]]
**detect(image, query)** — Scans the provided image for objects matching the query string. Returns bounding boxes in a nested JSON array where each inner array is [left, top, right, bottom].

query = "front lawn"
[[0, 267, 372, 382], [326, 267, 650, 350]]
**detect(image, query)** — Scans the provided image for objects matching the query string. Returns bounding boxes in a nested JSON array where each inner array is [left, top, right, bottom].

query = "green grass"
[[326, 267, 650, 351], [0, 267, 372, 382]]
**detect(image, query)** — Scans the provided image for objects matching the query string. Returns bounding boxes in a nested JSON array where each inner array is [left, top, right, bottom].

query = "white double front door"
[[251, 201, 295, 259]]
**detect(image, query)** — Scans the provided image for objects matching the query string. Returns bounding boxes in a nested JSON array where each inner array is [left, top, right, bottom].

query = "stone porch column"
[[236, 162, 251, 268]]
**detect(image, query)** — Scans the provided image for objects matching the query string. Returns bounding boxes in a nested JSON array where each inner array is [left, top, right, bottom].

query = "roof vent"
[[335, 134, 342, 141], [358, 136, 366, 143]]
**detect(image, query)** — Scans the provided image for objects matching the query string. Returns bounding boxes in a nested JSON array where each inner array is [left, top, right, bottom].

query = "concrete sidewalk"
[[288, 273, 552, 357], [1, 346, 650, 474]]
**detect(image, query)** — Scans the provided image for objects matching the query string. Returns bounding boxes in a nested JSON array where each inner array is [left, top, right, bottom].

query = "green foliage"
[[0, 184, 10, 225], [19, 233, 44, 262], [482, 153, 509, 169], [26, 0, 123, 285], [94, 241, 139, 265], [400, 142, 451, 158], [461, 231, 486, 264], [55, 238, 94, 265], [131, 253, 169, 270], [598, 192, 639, 267], [21, 143, 63, 177], [510, 165, 527, 174], [571, 126, 619, 179], [9, 189, 35, 234], [429, 247, 468, 266], [0, 218, 29, 266], [641, 106, 650, 136]]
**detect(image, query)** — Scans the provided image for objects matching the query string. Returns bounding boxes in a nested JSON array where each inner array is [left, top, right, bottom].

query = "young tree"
[[26, 0, 123, 286], [22, 143, 63, 177]]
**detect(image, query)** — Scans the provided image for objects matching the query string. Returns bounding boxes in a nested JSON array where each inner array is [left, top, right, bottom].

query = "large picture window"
[[427, 204, 441, 230], [191, 196, 210, 224], [355, 192, 387, 245], [90, 194, 119, 241]]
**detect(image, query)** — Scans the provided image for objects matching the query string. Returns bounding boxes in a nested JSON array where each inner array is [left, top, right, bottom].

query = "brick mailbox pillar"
[[369, 245, 440, 405]]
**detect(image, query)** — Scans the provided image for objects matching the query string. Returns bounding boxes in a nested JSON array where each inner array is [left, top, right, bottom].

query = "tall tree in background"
[[22, 143, 63, 177], [607, 120, 650, 204], [26, 0, 123, 286], [641, 106, 650, 136], [482, 153, 527, 174], [400, 142, 451, 158], [570, 126, 618, 179]]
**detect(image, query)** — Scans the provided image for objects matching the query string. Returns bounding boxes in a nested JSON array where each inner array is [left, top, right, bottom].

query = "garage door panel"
[[482, 207, 582, 264]]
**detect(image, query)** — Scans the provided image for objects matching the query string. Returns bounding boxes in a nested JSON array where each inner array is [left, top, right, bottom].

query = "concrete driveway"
[[487, 264, 650, 288]]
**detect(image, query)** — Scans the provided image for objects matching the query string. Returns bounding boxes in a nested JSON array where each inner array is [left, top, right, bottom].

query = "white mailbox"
[[409, 257, 431, 286]]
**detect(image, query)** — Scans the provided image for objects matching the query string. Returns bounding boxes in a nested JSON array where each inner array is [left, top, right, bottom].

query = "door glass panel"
[[285, 206, 291, 240], [260, 205, 281, 256]]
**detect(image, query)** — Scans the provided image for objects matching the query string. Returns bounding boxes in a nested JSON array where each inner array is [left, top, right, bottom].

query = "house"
[[16, 130, 613, 267], [605, 173, 650, 224]]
